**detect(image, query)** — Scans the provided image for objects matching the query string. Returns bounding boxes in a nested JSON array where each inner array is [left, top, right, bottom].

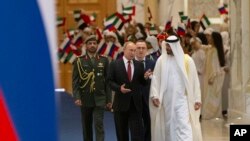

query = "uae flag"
[[59, 37, 71, 50], [180, 16, 188, 23], [80, 13, 91, 25], [104, 13, 117, 27], [105, 17, 124, 31], [90, 13, 97, 22], [77, 18, 88, 30], [200, 14, 211, 30], [71, 32, 83, 47], [148, 26, 158, 35], [64, 29, 76, 38], [59, 44, 81, 64], [104, 13, 124, 31], [122, 5, 135, 15], [95, 28, 103, 42], [57, 17, 65, 27], [113, 17, 124, 30], [73, 10, 81, 21], [122, 14, 132, 23]]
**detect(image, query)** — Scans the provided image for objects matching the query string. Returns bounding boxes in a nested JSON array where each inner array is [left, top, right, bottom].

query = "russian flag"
[[177, 23, 186, 36], [218, 6, 228, 15], [97, 40, 108, 55], [108, 43, 119, 59], [0, 1, 58, 141], [165, 17, 172, 31]]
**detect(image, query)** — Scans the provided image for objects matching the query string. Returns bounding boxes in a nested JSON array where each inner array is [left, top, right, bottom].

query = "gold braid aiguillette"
[[77, 58, 95, 93]]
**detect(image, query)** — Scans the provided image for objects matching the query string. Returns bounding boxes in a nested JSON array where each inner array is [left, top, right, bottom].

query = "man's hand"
[[208, 79, 214, 85], [106, 102, 112, 110], [224, 66, 229, 73], [152, 98, 160, 107], [120, 84, 131, 94], [144, 69, 153, 80], [194, 102, 201, 110], [75, 99, 82, 106]]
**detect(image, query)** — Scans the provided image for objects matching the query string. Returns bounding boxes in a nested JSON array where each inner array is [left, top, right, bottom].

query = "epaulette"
[[99, 54, 107, 58], [77, 54, 85, 58], [78, 55, 88, 60]]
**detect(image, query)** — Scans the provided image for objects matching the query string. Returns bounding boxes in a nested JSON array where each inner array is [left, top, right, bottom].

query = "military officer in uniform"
[[72, 35, 112, 141]]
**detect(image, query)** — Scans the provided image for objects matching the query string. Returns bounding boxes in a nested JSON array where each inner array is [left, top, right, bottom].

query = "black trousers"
[[142, 98, 151, 141], [80, 106, 105, 141], [114, 100, 144, 141]]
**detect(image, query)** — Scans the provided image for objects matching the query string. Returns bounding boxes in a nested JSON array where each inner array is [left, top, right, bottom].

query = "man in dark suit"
[[135, 40, 155, 141], [108, 41, 151, 141], [72, 35, 112, 141]]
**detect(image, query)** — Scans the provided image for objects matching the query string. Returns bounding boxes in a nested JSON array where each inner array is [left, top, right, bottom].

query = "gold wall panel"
[[56, 0, 116, 93]]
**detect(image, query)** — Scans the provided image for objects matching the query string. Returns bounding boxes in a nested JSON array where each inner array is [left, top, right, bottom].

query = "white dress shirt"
[[123, 56, 134, 80]]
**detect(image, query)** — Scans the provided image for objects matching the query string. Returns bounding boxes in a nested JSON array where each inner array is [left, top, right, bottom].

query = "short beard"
[[167, 52, 174, 55], [87, 47, 97, 54]]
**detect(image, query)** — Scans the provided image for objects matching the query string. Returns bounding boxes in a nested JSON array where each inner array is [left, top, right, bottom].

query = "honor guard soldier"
[[72, 35, 112, 141]]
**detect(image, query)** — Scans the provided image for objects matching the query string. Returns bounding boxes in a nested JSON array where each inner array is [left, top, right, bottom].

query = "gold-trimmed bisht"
[[77, 58, 95, 93]]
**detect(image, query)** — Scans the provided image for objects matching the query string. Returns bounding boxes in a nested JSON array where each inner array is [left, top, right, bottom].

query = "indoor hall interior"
[[56, 0, 250, 140]]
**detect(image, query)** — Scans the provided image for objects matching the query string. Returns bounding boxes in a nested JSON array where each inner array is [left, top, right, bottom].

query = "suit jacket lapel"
[[145, 59, 149, 71], [119, 59, 130, 82], [132, 61, 137, 82]]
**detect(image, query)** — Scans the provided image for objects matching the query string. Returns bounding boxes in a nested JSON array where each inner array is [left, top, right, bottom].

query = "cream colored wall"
[[158, 0, 184, 28], [228, 0, 250, 121]]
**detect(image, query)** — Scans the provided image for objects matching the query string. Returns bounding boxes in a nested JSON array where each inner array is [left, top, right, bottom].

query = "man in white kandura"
[[149, 35, 203, 141]]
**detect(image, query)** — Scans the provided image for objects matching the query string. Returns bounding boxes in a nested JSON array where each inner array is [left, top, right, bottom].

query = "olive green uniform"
[[72, 54, 111, 141]]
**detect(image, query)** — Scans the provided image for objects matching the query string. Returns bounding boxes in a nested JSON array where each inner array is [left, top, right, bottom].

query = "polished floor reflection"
[[58, 92, 233, 141], [201, 118, 229, 141]]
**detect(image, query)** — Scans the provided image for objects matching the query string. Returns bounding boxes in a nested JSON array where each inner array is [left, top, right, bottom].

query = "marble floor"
[[202, 116, 250, 141], [58, 92, 250, 141], [201, 118, 229, 141]]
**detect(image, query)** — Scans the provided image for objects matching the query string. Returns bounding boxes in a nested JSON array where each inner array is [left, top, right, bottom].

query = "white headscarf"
[[146, 35, 160, 54], [162, 35, 191, 98]]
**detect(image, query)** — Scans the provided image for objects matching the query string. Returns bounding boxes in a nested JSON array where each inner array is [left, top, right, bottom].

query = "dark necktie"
[[140, 60, 145, 69], [127, 60, 131, 81]]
